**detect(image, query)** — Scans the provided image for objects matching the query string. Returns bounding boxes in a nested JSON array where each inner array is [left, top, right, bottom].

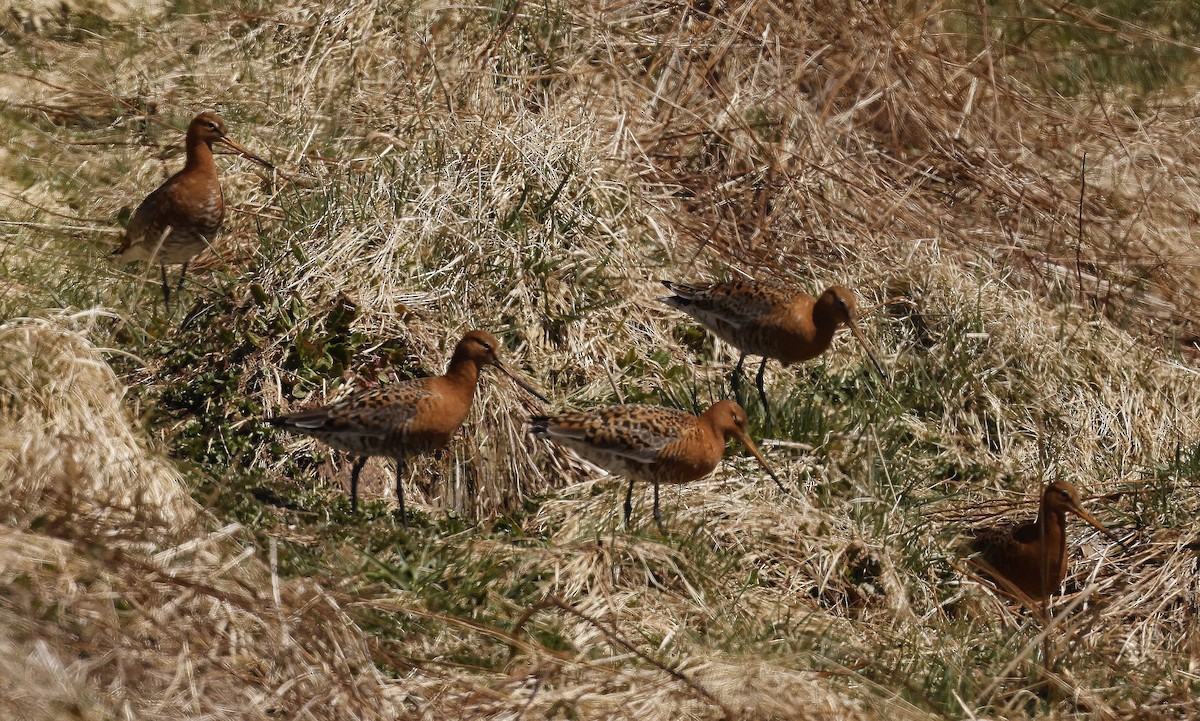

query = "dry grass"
[[2, 0, 1200, 718], [0, 316, 406, 719]]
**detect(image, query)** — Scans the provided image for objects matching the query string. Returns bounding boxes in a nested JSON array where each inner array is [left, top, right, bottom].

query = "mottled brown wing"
[[119, 170, 224, 263], [970, 520, 1020, 556], [662, 280, 790, 323], [969, 518, 1059, 598], [532, 404, 695, 465], [270, 385, 424, 437], [660, 281, 799, 354]]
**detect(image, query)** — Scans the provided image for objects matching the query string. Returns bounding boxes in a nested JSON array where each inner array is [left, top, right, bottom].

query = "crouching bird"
[[970, 480, 1126, 602]]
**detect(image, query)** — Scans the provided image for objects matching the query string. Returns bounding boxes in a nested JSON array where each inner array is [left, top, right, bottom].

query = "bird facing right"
[[531, 399, 786, 532], [113, 111, 272, 308], [970, 479, 1125, 601], [660, 280, 887, 417], [267, 329, 546, 525]]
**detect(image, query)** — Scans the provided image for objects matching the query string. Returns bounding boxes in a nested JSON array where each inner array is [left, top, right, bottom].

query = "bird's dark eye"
[[481, 341, 493, 351], [208, 122, 219, 131]]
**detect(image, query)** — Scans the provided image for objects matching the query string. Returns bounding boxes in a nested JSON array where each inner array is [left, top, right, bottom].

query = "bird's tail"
[[265, 409, 328, 431], [529, 416, 551, 436], [110, 242, 135, 262], [658, 279, 702, 308]]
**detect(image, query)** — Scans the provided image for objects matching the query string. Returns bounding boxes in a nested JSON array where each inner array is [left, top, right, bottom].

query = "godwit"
[[531, 399, 785, 532], [660, 280, 886, 417], [970, 480, 1125, 601], [267, 329, 546, 525], [113, 111, 272, 308]]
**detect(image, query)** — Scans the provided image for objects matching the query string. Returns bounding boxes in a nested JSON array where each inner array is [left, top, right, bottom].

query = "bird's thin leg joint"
[[350, 456, 367, 514], [653, 481, 665, 535], [175, 261, 190, 305], [731, 353, 747, 405], [623, 477, 635, 527], [396, 459, 408, 527], [755, 357, 772, 425], [160, 264, 172, 310]]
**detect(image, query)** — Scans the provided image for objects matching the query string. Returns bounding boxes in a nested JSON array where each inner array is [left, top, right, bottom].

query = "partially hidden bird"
[[113, 111, 273, 308], [531, 400, 785, 532], [970, 479, 1125, 602], [660, 280, 887, 418], [267, 329, 547, 525]]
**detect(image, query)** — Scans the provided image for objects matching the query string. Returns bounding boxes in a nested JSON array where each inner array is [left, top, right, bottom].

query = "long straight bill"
[[495, 362, 549, 404], [1071, 502, 1131, 554], [219, 136, 275, 170], [848, 318, 888, 382], [734, 429, 788, 494]]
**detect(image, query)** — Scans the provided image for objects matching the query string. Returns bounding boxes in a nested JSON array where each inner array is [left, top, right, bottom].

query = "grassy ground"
[[2, 0, 1200, 719]]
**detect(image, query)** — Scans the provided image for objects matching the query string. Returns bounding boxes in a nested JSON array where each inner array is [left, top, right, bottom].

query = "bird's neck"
[[811, 295, 841, 336], [1034, 501, 1068, 556], [443, 354, 483, 397], [697, 413, 733, 463], [184, 134, 217, 173]]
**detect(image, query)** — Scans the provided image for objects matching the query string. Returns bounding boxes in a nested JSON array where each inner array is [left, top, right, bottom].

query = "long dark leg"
[[395, 459, 408, 527], [160, 264, 172, 309], [756, 357, 772, 426], [350, 456, 367, 513], [174, 261, 190, 304], [653, 481, 665, 535], [623, 477, 635, 527], [731, 353, 747, 406]]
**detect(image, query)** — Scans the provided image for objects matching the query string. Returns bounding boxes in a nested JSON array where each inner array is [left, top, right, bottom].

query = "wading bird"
[[660, 280, 886, 418], [970, 480, 1125, 601], [531, 400, 785, 532], [268, 330, 547, 525], [113, 111, 272, 308]]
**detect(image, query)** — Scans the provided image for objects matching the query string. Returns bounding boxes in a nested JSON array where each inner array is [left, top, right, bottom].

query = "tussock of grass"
[[2, 0, 1200, 718], [0, 317, 406, 719], [0, 313, 195, 528]]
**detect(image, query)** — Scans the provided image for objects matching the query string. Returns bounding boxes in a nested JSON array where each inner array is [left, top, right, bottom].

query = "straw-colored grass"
[[2, 0, 1199, 718]]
